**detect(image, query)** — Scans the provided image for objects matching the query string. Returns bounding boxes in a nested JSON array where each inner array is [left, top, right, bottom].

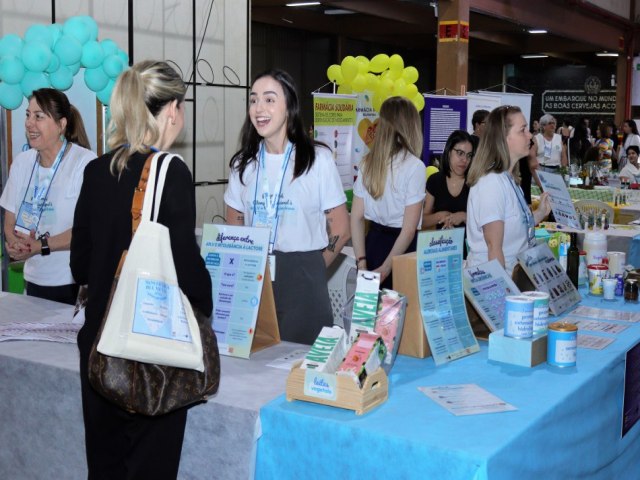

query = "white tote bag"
[[97, 152, 205, 372]]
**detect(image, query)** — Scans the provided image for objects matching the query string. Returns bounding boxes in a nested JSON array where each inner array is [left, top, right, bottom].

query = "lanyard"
[[252, 141, 293, 253], [18, 139, 68, 231], [505, 172, 535, 246]]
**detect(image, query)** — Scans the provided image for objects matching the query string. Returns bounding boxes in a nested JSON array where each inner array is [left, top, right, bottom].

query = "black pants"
[[365, 222, 417, 290], [26, 281, 79, 305], [77, 332, 188, 480]]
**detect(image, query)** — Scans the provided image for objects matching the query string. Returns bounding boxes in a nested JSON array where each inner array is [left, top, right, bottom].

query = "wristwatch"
[[39, 233, 50, 256]]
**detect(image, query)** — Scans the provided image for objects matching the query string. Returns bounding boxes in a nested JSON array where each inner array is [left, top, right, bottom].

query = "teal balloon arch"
[[0, 15, 128, 110]]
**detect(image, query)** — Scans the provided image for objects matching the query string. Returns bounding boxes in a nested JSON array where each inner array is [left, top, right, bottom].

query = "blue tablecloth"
[[256, 291, 640, 479]]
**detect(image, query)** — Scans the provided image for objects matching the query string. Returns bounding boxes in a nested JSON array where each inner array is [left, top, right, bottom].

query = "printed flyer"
[[200, 224, 270, 358], [352, 93, 379, 179], [463, 259, 521, 332], [538, 171, 581, 229], [313, 93, 357, 189], [416, 228, 480, 366]]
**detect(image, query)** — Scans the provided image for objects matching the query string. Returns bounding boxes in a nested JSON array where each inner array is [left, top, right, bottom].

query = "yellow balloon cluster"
[[326, 54, 424, 112]]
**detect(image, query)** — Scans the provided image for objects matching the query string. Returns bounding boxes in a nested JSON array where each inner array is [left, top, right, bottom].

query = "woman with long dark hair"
[[225, 69, 350, 345], [618, 119, 640, 170]]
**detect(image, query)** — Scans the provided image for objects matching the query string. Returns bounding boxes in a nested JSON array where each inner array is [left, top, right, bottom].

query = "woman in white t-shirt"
[[466, 106, 551, 275], [618, 119, 640, 170], [225, 69, 350, 345], [533, 114, 567, 173], [0, 88, 95, 304], [351, 96, 425, 289], [619, 145, 640, 183]]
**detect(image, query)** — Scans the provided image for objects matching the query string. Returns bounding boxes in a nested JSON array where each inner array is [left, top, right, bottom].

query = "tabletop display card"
[[416, 228, 480, 366], [538, 171, 582, 230], [463, 259, 521, 332], [516, 243, 581, 315], [200, 224, 279, 358]]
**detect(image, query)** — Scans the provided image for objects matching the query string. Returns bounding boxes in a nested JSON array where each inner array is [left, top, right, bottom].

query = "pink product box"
[[337, 332, 384, 387]]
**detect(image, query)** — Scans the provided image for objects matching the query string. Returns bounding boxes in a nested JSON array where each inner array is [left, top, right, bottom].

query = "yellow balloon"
[[402, 66, 419, 84], [403, 83, 418, 99], [387, 68, 402, 80], [366, 73, 379, 91], [337, 83, 353, 94], [370, 53, 389, 73], [372, 94, 384, 112], [327, 64, 343, 83], [389, 54, 404, 72], [393, 78, 407, 95], [379, 77, 394, 95], [341, 56, 358, 82], [352, 74, 367, 93], [426, 165, 439, 181], [412, 92, 425, 112], [356, 56, 370, 74]]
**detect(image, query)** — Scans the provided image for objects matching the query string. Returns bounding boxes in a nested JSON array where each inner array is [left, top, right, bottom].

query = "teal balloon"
[[0, 82, 24, 110], [49, 65, 74, 91], [100, 39, 118, 56], [0, 55, 25, 84], [0, 34, 24, 57], [21, 71, 50, 97], [81, 40, 104, 69], [22, 41, 52, 72], [49, 24, 63, 46], [102, 54, 124, 78], [68, 61, 81, 75], [63, 16, 91, 45], [116, 49, 129, 66], [96, 80, 114, 105], [79, 16, 99, 42], [54, 35, 82, 65], [25, 25, 54, 48], [46, 53, 60, 73], [84, 66, 109, 92]]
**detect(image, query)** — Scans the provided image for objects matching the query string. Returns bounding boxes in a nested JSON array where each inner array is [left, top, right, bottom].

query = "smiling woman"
[[225, 69, 350, 345], [0, 88, 96, 304]]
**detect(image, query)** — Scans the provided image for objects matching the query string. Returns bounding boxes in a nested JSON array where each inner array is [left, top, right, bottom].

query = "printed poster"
[[200, 224, 270, 358], [416, 228, 480, 366], [351, 93, 379, 181], [463, 259, 521, 332], [538, 171, 581, 229], [423, 95, 467, 164], [313, 93, 357, 189], [516, 243, 581, 315]]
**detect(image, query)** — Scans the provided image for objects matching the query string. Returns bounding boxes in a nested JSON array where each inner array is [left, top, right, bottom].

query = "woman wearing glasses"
[[422, 130, 474, 234], [351, 96, 425, 289], [466, 106, 550, 275]]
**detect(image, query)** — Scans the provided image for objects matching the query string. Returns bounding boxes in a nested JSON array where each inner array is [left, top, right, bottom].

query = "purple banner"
[[422, 95, 467, 165]]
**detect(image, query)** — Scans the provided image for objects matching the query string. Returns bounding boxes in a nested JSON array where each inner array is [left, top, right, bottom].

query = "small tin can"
[[503, 295, 534, 338], [521, 291, 550, 335], [615, 274, 624, 297], [587, 264, 608, 295], [547, 322, 578, 367]]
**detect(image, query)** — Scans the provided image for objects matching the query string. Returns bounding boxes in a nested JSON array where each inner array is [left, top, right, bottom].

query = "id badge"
[[269, 254, 276, 281], [15, 200, 39, 234]]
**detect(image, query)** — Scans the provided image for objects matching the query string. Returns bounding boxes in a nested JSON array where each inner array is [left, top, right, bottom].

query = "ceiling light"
[[528, 29, 547, 34], [596, 52, 619, 57], [521, 54, 548, 59], [286, 2, 320, 6]]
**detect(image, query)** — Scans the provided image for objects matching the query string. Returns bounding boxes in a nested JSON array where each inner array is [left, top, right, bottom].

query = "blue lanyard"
[[252, 141, 294, 253], [505, 172, 535, 246], [19, 140, 68, 227]]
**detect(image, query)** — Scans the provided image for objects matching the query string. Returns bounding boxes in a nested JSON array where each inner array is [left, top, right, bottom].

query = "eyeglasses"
[[452, 148, 473, 160]]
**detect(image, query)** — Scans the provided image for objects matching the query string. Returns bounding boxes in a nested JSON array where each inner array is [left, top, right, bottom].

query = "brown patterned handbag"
[[87, 153, 220, 416]]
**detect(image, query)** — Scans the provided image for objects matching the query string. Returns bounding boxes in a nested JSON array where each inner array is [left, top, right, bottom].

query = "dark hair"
[[230, 69, 320, 184], [441, 130, 474, 177], [30, 88, 90, 149], [627, 145, 640, 156], [584, 146, 601, 164], [472, 109, 489, 130], [569, 122, 590, 165]]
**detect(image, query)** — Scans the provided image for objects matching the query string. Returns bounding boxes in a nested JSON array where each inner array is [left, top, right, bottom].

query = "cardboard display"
[[250, 265, 280, 353], [392, 252, 431, 358]]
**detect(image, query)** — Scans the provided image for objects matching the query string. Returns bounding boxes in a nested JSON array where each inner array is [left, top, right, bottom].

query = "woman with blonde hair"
[[351, 96, 425, 288], [71, 60, 214, 477], [466, 106, 550, 275]]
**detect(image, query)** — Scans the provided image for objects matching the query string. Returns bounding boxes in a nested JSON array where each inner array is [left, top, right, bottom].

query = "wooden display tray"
[[285, 360, 388, 415]]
